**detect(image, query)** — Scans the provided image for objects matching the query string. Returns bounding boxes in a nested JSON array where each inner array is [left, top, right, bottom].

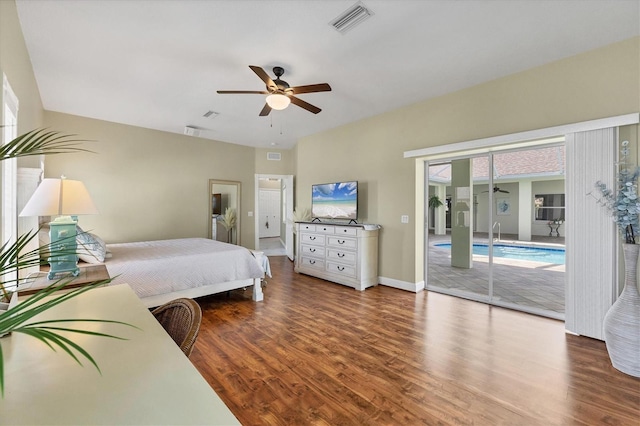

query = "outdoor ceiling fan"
[[217, 65, 331, 116], [483, 185, 510, 194]]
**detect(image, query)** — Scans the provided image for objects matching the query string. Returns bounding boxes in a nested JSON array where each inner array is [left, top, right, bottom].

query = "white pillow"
[[76, 226, 107, 264]]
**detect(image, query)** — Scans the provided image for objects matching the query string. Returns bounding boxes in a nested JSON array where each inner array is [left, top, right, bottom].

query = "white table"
[[0, 285, 240, 425]]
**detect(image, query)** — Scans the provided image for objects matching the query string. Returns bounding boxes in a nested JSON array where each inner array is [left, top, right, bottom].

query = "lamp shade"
[[265, 93, 291, 110], [20, 178, 98, 217]]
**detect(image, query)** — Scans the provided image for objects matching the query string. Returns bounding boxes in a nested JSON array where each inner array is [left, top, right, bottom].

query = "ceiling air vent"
[[203, 110, 219, 119], [184, 126, 201, 137], [330, 1, 373, 34], [267, 152, 281, 161]]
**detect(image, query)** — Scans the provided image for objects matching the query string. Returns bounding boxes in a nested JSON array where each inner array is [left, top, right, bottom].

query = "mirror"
[[208, 179, 241, 245]]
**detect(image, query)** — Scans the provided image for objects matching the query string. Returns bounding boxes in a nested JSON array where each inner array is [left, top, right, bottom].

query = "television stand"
[[295, 222, 379, 291], [310, 218, 358, 225]]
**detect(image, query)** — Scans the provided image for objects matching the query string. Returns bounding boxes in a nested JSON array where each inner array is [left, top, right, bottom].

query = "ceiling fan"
[[217, 65, 331, 116], [483, 185, 510, 194]]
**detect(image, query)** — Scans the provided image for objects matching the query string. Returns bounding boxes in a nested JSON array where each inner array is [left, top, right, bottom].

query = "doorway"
[[255, 174, 294, 260], [426, 144, 566, 319]]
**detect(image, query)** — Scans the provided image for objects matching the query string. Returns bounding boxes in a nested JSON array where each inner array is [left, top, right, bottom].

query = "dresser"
[[295, 222, 379, 290]]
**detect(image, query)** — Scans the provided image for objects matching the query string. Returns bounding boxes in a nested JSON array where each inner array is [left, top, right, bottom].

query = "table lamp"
[[20, 176, 98, 279]]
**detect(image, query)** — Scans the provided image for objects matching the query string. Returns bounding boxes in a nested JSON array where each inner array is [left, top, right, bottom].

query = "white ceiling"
[[15, 0, 640, 150]]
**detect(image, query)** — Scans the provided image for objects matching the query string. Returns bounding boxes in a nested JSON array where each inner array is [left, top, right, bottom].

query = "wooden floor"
[[191, 256, 640, 426]]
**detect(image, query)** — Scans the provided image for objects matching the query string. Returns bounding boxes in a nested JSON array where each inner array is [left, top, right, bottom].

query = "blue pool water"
[[435, 243, 565, 265]]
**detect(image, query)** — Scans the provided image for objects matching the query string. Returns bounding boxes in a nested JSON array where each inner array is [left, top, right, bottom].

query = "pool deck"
[[428, 232, 565, 318]]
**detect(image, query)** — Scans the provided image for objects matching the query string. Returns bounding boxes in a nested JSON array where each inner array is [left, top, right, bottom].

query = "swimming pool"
[[434, 243, 565, 264]]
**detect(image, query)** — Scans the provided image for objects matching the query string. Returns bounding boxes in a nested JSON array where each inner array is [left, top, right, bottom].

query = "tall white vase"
[[603, 243, 640, 377]]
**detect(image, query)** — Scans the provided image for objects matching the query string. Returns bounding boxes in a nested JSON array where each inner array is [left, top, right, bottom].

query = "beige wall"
[[0, 0, 44, 139], [254, 148, 293, 175], [295, 37, 640, 284], [0, 0, 45, 246], [43, 111, 259, 247]]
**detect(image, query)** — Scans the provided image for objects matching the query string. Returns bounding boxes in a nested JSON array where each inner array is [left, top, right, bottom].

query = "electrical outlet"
[[401, 215, 409, 223]]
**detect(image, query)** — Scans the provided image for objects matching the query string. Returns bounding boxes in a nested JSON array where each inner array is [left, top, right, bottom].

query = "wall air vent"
[[330, 1, 374, 34], [267, 152, 281, 161]]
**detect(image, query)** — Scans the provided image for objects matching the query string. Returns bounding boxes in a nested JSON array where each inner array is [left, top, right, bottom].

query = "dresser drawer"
[[327, 236, 357, 249], [326, 261, 356, 278], [299, 223, 316, 232], [301, 245, 324, 258], [300, 233, 325, 246], [326, 248, 356, 265], [335, 226, 357, 236], [301, 257, 325, 270], [315, 225, 335, 234]]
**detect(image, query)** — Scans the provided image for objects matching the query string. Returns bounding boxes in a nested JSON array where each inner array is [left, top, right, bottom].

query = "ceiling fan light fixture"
[[266, 93, 290, 110]]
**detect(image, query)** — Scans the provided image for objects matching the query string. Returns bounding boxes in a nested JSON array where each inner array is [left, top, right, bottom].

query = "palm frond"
[[0, 229, 45, 299], [0, 127, 127, 399], [0, 278, 137, 396], [0, 128, 93, 161]]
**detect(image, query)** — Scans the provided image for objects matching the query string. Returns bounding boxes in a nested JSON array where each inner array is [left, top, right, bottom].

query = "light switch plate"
[[401, 215, 409, 223]]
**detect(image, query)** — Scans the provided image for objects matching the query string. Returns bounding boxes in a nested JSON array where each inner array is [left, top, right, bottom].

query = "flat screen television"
[[212, 193, 222, 215], [312, 181, 358, 220]]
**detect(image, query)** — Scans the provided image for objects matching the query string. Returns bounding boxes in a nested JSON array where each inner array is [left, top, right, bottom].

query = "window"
[[534, 194, 565, 221], [2, 74, 18, 246], [2, 74, 19, 287]]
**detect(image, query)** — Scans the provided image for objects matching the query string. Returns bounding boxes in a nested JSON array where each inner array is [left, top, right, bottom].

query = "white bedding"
[[105, 238, 264, 303]]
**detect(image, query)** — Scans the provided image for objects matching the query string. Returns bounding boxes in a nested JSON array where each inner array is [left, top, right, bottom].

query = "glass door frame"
[[424, 145, 566, 319], [425, 153, 496, 304]]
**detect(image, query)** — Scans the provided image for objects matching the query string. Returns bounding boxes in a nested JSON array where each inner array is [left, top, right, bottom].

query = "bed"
[[103, 238, 265, 308]]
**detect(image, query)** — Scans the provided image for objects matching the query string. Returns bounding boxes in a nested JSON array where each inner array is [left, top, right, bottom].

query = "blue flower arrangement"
[[594, 140, 640, 244]]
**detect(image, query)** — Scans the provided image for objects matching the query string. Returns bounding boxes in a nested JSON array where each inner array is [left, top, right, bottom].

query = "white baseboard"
[[378, 276, 425, 293]]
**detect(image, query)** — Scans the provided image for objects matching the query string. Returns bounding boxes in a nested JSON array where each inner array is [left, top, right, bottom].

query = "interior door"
[[259, 189, 280, 238]]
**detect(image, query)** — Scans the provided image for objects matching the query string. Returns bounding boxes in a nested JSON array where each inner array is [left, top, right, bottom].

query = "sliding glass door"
[[425, 145, 566, 319], [426, 155, 491, 303]]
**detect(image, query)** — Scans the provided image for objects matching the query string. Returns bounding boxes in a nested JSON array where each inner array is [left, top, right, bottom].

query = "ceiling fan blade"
[[217, 90, 269, 94], [249, 65, 276, 90], [259, 103, 272, 116], [289, 96, 321, 114], [291, 83, 332, 95]]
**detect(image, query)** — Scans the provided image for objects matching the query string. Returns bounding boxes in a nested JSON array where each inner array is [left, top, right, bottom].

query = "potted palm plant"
[[428, 194, 444, 210], [0, 129, 132, 396]]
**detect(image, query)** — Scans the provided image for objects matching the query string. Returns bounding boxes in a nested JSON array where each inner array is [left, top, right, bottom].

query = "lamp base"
[[47, 266, 80, 280], [47, 216, 80, 280]]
